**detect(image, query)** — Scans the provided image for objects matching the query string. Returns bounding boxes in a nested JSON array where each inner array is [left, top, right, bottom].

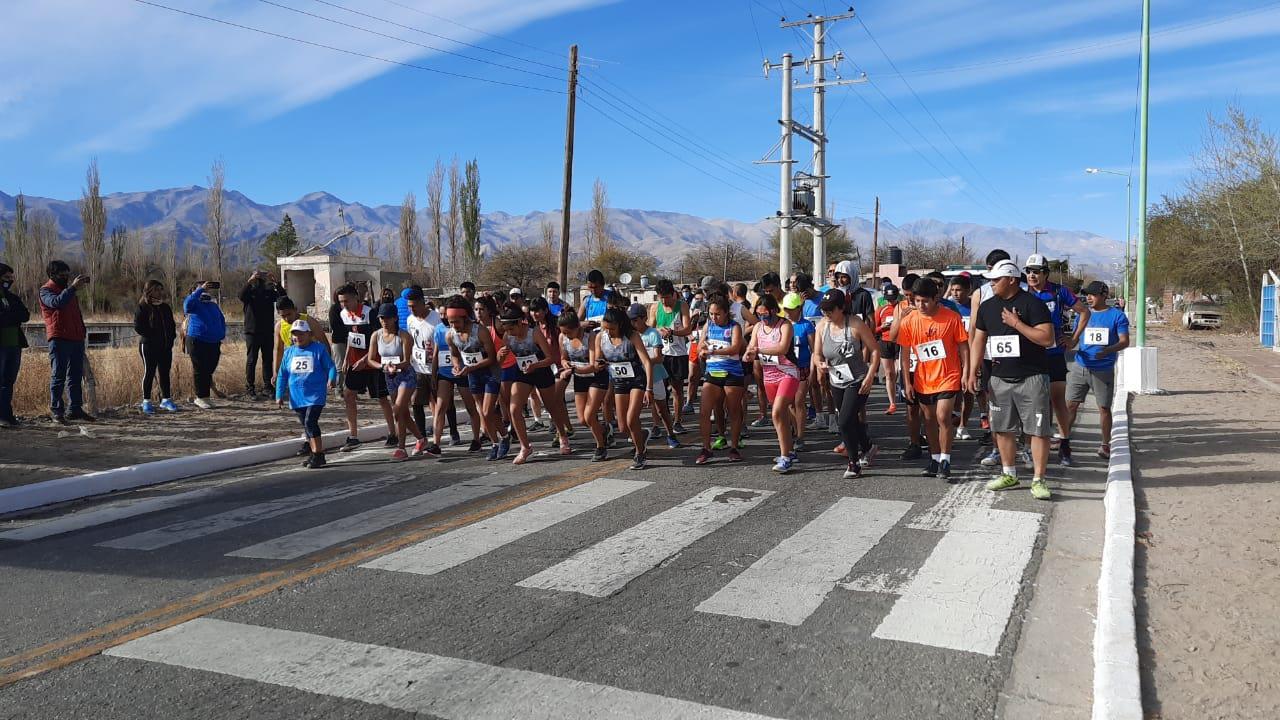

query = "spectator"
[[239, 270, 282, 400], [134, 279, 179, 415], [39, 260, 93, 424], [459, 281, 476, 303], [378, 286, 396, 317], [327, 289, 349, 398], [545, 281, 565, 316], [395, 286, 414, 331], [184, 280, 227, 409], [0, 262, 30, 427]]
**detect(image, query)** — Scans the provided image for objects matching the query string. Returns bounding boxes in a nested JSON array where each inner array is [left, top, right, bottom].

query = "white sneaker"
[[980, 447, 1002, 466], [1017, 448, 1033, 467], [955, 427, 971, 440], [194, 397, 213, 410]]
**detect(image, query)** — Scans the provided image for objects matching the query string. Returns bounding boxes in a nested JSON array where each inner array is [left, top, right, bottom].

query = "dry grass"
[[12, 342, 251, 417]]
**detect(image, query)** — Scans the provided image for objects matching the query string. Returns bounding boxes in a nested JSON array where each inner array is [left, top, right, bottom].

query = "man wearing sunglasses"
[[1023, 253, 1091, 467]]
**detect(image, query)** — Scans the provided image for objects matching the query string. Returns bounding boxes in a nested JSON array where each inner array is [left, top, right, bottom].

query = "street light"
[[1086, 168, 1133, 311]]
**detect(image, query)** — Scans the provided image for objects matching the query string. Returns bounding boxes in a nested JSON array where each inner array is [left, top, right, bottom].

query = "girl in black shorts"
[[558, 311, 611, 461], [496, 303, 566, 464], [593, 307, 655, 470]]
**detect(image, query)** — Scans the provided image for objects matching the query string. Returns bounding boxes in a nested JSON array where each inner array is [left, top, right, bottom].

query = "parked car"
[[1182, 301, 1223, 330]]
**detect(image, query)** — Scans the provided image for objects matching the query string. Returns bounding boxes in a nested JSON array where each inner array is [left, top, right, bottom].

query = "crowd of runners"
[[0, 248, 1131, 498]]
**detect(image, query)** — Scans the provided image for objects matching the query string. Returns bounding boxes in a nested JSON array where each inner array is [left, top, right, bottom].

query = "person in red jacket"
[[39, 260, 94, 424]]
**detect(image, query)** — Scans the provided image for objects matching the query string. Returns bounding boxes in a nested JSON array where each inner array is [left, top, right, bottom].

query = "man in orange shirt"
[[873, 286, 900, 414], [896, 277, 969, 481]]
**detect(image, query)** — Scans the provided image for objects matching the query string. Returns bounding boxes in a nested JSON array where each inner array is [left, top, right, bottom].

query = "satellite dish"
[[619, 272, 633, 285]]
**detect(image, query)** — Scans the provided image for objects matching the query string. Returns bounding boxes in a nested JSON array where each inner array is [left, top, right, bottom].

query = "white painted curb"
[[1091, 358, 1143, 720]]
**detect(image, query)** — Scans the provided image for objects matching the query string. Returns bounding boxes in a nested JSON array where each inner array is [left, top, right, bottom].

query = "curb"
[[1091, 365, 1143, 720]]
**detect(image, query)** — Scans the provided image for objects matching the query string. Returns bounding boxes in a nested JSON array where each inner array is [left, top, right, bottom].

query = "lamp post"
[[1085, 167, 1132, 310]]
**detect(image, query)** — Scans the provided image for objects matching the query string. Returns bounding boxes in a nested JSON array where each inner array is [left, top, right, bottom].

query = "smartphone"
[[206, 281, 221, 290]]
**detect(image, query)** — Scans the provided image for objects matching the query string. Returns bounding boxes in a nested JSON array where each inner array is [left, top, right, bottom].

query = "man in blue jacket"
[[184, 280, 227, 410]]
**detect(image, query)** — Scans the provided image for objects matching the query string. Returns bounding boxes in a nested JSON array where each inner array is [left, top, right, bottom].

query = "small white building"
[[277, 242, 408, 315]]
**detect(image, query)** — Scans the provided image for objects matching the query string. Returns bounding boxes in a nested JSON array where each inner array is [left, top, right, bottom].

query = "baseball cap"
[[626, 302, 647, 320], [508, 287, 523, 297], [987, 259, 1021, 279], [1024, 253, 1048, 271], [699, 275, 717, 291], [818, 288, 846, 311], [782, 292, 804, 310], [1083, 280, 1109, 296], [883, 285, 900, 299], [290, 319, 311, 333], [377, 303, 397, 318]]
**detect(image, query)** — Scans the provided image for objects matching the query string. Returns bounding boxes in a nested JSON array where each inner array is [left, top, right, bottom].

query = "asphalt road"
[[0, 391, 1067, 720]]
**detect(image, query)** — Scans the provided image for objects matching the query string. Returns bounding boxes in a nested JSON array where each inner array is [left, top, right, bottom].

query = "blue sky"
[[4, 0, 1280, 245]]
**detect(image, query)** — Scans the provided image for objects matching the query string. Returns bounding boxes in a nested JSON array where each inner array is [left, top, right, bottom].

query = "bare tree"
[[3, 195, 57, 308], [682, 238, 767, 283], [540, 217, 556, 256], [123, 227, 148, 296], [447, 156, 462, 282], [589, 178, 611, 259], [426, 159, 444, 287], [399, 191, 421, 277], [205, 159, 227, 286], [78, 159, 108, 313], [481, 243, 556, 294], [460, 158, 484, 281]]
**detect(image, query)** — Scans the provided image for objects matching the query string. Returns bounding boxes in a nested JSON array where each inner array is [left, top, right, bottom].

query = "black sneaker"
[[842, 461, 862, 479], [340, 436, 361, 452], [921, 459, 940, 477], [468, 438, 484, 453], [937, 459, 953, 481], [591, 446, 608, 462], [296, 442, 311, 457], [450, 432, 465, 447], [67, 409, 97, 422], [53, 414, 69, 426], [308, 452, 327, 469], [0, 415, 19, 428], [384, 434, 399, 448], [901, 444, 923, 461], [630, 453, 647, 470], [1059, 438, 1074, 467], [422, 443, 442, 458], [247, 388, 260, 401]]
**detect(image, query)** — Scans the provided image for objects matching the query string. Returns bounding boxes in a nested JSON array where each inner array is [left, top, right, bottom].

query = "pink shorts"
[[764, 374, 801, 404]]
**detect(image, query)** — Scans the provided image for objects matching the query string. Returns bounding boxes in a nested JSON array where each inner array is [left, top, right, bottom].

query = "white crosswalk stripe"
[[872, 507, 1042, 656], [696, 497, 912, 625], [363, 478, 650, 576], [517, 486, 774, 598], [96, 475, 409, 551], [105, 618, 784, 720], [904, 479, 995, 532], [0, 487, 225, 542]]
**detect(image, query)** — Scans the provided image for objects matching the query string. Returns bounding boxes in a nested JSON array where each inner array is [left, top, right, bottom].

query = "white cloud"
[[0, 0, 610, 154]]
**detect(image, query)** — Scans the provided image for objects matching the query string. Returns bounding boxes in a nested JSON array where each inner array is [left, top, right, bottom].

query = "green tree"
[[460, 158, 483, 279], [262, 214, 299, 266], [768, 225, 855, 275]]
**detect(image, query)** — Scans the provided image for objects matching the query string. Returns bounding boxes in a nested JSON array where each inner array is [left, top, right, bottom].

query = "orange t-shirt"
[[895, 306, 968, 394], [874, 304, 895, 341]]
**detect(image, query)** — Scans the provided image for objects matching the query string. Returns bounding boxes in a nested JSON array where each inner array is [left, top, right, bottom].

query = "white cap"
[[290, 319, 311, 333], [986, 259, 1021, 279], [1024, 253, 1048, 270], [509, 287, 523, 297], [834, 260, 859, 278]]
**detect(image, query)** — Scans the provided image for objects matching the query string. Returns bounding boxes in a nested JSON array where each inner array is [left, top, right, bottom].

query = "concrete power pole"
[[871, 195, 880, 279], [1025, 229, 1047, 254], [557, 45, 578, 292], [778, 53, 794, 278]]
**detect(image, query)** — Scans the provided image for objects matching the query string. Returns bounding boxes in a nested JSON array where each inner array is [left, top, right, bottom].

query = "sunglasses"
[[1024, 268, 1046, 274]]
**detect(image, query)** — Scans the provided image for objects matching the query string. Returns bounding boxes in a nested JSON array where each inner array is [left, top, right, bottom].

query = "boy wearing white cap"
[[276, 320, 339, 468]]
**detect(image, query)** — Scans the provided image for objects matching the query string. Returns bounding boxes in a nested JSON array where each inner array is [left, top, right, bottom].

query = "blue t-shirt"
[[1075, 307, 1129, 371], [640, 328, 668, 383], [1029, 283, 1078, 357], [433, 323, 454, 380], [547, 300, 565, 317], [939, 298, 962, 314], [792, 317, 815, 368], [802, 297, 823, 324], [703, 321, 743, 376], [952, 299, 972, 332], [276, 341, 338, 409]]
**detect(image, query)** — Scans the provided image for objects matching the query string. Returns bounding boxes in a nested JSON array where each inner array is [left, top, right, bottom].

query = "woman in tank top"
[[496, 303, 572, 464], [431, 296, 496, 458], [815, 288, 881, 479], [744, 294, 799, 473], [695, 295, 746, 465], [592, 307, 655, 471], [446, 299, 508, 461], [558, 310, 612, 461], [367, 305, 425, 459]]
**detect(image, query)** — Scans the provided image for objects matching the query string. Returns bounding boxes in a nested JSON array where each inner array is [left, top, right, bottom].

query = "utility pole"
[[1025, 229, 1047, 254], [557, 45, 578, 293], [779, 52, 793, 278], [871, 195, 880, 279], [1136, 0, 1151, 348]]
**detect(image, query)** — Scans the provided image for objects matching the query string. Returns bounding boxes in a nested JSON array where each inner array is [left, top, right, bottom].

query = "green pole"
[[1135, 0, 1150, 346]]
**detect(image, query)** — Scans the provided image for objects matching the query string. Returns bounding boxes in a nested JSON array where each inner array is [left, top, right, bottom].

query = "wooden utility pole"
[[871, 196, 880, 278], [557, 45, 579, 293]]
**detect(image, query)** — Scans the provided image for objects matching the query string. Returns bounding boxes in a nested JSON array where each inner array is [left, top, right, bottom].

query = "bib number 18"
[[1084, 327, 1108, 346]]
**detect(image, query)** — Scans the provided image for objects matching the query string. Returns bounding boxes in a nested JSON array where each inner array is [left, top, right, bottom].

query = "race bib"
[[289, 355, 313, 375], [516, 354, 537, 372], [962, 316, 971, 332], [609, 361, 635, 380], [706, 339, 729, 352], [908, 351, 918, 373], [438, 350, 452, 369], [1084, 327, 1108, 345], [757, 353, 781, 365], [411, 347, 431, 374], [987, 336, 1021, 359], [347, 333, 367, 350], [381, 355, 401, 372], [586, 314, 604, 324], [828, 363, 855, 384], [1046, 301, 1057, 315], [916, 340, 947, 362], [573, 361, 595, 372], [461, 351, 483, 367]]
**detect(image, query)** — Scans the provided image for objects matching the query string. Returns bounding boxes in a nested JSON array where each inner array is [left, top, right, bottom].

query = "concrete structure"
[[277, 248, 408, 317]]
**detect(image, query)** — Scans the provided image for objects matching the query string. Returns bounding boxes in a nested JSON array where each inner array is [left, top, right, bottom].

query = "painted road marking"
[[105, 618, 782, 719], [904, 478, 994, 532], [226, 469, 554, 560], [362, 478, 650, 576], [0, 487, 224, 542], [517, 486, 773, 598], [696, 497, 911, 625], [873, 507, 1042, 656], [838, 568, 916, 596], [96, 475, 408, 551]]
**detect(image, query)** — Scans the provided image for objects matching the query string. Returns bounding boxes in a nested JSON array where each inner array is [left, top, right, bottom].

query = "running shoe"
[[193, 398, 213, 410], [979, 447, 1002, 466], [1017, 448, 1033, 468], [486, 444, 500, 461], [630, 453, 647, 471], [340, 436, 361, 453], [985, 474, 1020, 491], [0, 415, 18, 428], [530, 419, 547, 432], [827, 415, 840, 434], [392, 448, 409, 461], [712, 435, 728, 451], [549, 436, 562, 450], [750, 416, 771, 429], [384, 434, 399, 448], [806, 414, 827, 430], [980, 414, 990, 430], [1097, 444, 1111, 459], [794, 438, 806, 452], [834, 443, 847, 456], [843, 462, 862, 479], [307, 453, 327, 469], [591, 447, 609, 462], [695, 448, 713, 465], [295, 442, 311, 457], [937, 460, 953, 482], [522, 406, 533, 418], [416, 439, 440, 457], [1050, 433, 1062, 451], [666, 434, 680, 449], [681, 402, 694, 415], [1059, 438, 1073, 467], [560, 437, 573, 455], [449, 432, 465, 447], [860, 444, 880, 468], [1030, 478, 1052, 500], [885, 403, 897, 415], [140, 399, 155, 415], [955, 427, 972, 440], [497, 435, 512, 460], [247, 389, 260, 401], [469, 438, 484, 453], [513, 445, 533, 465], [672, 422, 689, 435], [900, 444, 923, 461], [159, 399, 180, 413], [727, 447, 743, 462], [424, 442, 443, 457], [788, 450, 799, 463], [772, 456, 793, 474], [806, 406, 817, 421], [921, 459, 940, 477]]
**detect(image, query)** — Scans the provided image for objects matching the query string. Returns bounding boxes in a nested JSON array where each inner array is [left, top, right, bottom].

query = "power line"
[[131, 0, 564, 94], [373, 0, 567, 60]]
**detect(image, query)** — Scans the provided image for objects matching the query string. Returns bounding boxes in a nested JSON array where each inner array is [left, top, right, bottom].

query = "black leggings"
[[190, 340, 221, 399], [413, 393, 457, 438], [140, 342, 173, 401], [831, 384, 872, 461]]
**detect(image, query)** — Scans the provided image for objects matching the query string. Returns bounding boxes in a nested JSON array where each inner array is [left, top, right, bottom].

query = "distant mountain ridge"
[[0, 187, 1123, 276]]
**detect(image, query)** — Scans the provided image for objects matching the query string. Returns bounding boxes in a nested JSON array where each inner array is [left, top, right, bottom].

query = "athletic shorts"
[[515, 366, 555, 390], [764, 375, 801, 404], [294, 405, 323, 439], [989, 374, 1052, 437], [1046, 354, 1069, 383], [344, 370, 388, 399], [467, 369, 501, 396], [662, 354, 690, 383], [385, 369, 417, 395], [914, 390, 960, 406], [612, 371, 648, 395], [1067, 364, 1115, 410], [650, 376, 669, 402], [702, 371, 745, 388], [878, 340, 899, 361], [572, 371, 610, 393]]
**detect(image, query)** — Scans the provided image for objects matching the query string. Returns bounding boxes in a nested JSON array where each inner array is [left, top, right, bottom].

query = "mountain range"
[[0, 186, 1123, 277]]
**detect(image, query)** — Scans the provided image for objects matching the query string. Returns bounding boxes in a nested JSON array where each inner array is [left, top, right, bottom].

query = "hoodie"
[[183, 288, 227, 343]]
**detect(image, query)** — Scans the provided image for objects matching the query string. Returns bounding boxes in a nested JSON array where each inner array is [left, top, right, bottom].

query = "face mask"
[[150, 298, 163, 305], [2, 281, 11, 291]]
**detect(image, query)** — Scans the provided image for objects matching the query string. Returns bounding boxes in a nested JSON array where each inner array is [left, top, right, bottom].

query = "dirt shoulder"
[[1134, 327, 1280, 719]]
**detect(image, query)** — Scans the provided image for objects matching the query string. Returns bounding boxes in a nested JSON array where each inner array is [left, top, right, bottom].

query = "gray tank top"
[[505, 328, 540, 358], [448, 323, 485, 354], [821, 321, 868, 388], [560, 331, 593, 364], [599, 328, 636, 362], [377, 330, 404, 363]]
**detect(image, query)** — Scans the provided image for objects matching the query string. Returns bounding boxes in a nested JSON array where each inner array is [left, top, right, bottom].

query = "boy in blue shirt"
[[276, 319, 339, 468], [782, 292, 816, 451], [1065, 281, 1129, 459]]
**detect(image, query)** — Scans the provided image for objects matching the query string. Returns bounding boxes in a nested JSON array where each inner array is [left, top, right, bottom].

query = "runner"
[[366, 304, 428, 460], [529, 296, 575, 448], [472, 296, 509, 452], [694, 296, 746, 465], [335, 285, 396, 453], [947, 276, 976, 437], [743, 294, 799, 473], [1064, 281, 1129, 459], [578, 269, 613, 330], [874, 286, 900, 415], [431, 297, 492, 457], [448, 298, 507, 460], [593, 307, 655, 470], [544, 281, 566, 317], [650, 278, 692, 434], [794, 273, 829, 433], [781, 291, 816, 452], [966, 259, 1057, 500], [274, 319, 338, 469], [832, 260, 874, 323], [633, 303, 680, 449], [1023, 253, 1091, 466], [496, 303, 568, 464], [814, 289, 880, 479], [896, 278, 970, 481], [888, 276, 927, 460], [557, 311, 611, 461], [404, 289, 456, 450]]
